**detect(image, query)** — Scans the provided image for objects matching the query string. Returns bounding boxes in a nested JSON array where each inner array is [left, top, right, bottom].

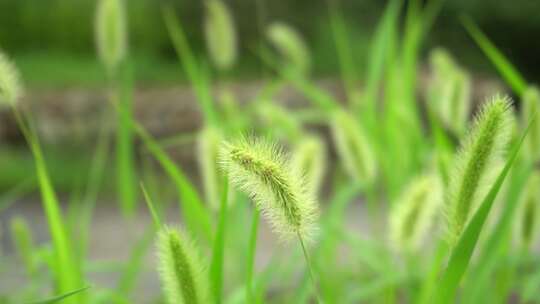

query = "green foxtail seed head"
[[256, 101, 302, 141], [0, 51, 22, 106], [521, 86, 540, 162], [219, 137, 319, 241], [330, 109, 376, 185], [445, 95, 513, 245], [514, 172, 540, 249], [157, 226, 210, 304], [390, 174, 442, 252], [292, 136, 326, 198], [429, 48, 472, 135], [95, 0, 127, 73], [266, 22, 311, 74], [204, 0, 238, 71], [10, 217, 36, 275]]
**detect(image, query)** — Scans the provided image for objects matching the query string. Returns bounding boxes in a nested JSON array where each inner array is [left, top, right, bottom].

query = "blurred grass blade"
[[258, 45, 337, 111], [115, 62, 137, 216], [134, 123, 213, 243], [245, 208, 260, 303], [461, 16, 527, 96], [0, 177, 35, 213], [116, 226, 155, 295], [12, 109, 83, 302], [433, 116, 534, 303], [210, 176, 229, 303], [141, 182, 163, 230], [326, 0, 358, 106], [462, 163, 531, 303], [28, 286, 90, 304], [162, 4, 218, 126]]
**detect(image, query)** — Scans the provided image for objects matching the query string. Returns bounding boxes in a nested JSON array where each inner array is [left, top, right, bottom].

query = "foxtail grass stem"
[[298, 232, 322, 304], [246, 208, 260, 302]]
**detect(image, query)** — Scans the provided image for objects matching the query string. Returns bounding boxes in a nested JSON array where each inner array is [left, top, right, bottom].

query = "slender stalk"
[[298, 232, 322, 304], [246, 208, 260, 303]]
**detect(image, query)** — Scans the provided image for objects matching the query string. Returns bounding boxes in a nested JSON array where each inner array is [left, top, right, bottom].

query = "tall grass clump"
[[445, 95, 513, 245], [1, 50, 84, 303], [389, 174, 442, 252], [157, 226, 210, 304], [204, 0, 238, 71]]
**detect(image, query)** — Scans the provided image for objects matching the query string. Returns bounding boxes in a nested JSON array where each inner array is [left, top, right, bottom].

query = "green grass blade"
[[134, 123, 213, 243], [27, 286, 90, 304], [12, 108, 83, 303], [326, 0, 358, 107], [257, 46, 337, 112], [433, 117, 533, 303], [140, 182, 163, 230], [116, 226, 156, 295], [245, 208, 260, 303], [461, 162, 531, 303], [210, 176, 229, 303], [115, 62, 137, 217], [162, 5, 217, 126], [461, 16, 527, 96]]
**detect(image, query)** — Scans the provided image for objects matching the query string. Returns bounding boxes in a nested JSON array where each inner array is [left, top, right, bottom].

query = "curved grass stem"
[[298, 232, 322, 304]]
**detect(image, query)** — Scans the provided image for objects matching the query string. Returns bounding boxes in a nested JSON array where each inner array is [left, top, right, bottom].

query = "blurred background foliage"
[[0, 0, 539, 86]]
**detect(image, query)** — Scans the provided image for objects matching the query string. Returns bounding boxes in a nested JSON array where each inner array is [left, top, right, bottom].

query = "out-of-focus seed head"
[[0, 51, 22, 106], [95, 0, 128, 73], [390, 174, 443, 252], [204, 0, 238, 71], [266, 22, 311, 75], [514, 172, 540, 249], [291, 136, 326, 199], [521, 86, 540, 162], [330, 109, 376, 185]]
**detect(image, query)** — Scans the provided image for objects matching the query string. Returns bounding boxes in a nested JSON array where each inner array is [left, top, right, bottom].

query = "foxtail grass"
[[266, 22, 311, 75], [330, 109, 376, 186], [0, 51, 22, 106], [157, 227, 210, 304], [292, 136, 326, 199], [219, 136, 321, 302], [521, 86, 540, 161], [445, 95, 513, 245], [95, 0, 127, 73], [389, 174, 442, 252], [204, 0, 238, 71]]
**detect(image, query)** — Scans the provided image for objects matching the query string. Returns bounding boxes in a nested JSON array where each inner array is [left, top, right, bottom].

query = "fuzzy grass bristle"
[[445, 95, 513, 245], [219, 137, 318, 241], [156, 226, 210, 304]]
